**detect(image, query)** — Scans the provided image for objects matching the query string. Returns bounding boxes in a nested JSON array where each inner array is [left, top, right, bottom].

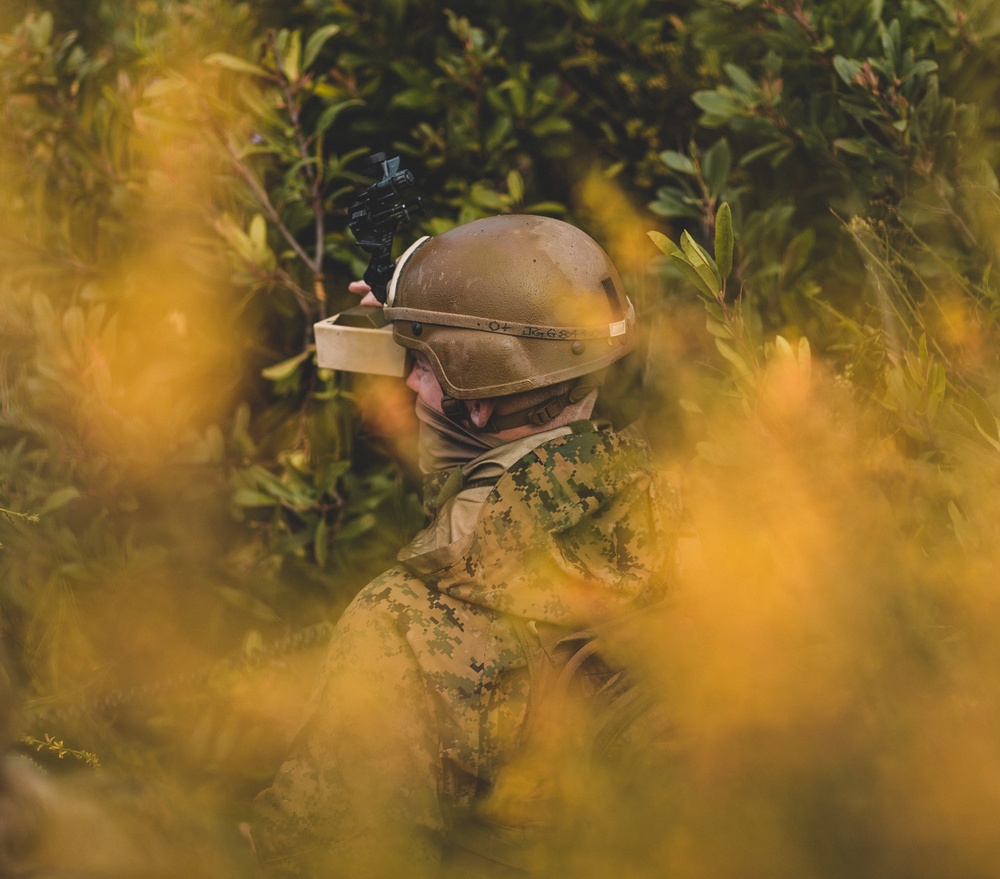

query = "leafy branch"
[[0, 507, 39, 549], [650, 202, 759, 383], [204, 25, 350, 325], [20, 734, 101, 769], [267, 29, 327, 304]]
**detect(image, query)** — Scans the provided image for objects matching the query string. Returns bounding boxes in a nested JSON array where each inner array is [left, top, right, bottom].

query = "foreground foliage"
[[1, 0, 1000, 874]]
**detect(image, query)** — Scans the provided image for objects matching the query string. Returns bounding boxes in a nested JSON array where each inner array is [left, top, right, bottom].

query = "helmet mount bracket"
[[347, 153, 422, 303]]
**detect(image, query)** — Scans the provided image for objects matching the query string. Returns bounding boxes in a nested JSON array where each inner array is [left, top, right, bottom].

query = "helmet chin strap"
[[440, 371, 606, 434]]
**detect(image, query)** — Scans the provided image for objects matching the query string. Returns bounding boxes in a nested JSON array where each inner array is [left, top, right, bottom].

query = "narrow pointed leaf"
[[680, 231, 722, 293], [303, 24, 340, 70], [965, 388, 999, 441], [670, 254, 716, 299], [647, 230, 679, 256], [715, 202, 733, 280], [716, 339, 755, 381], [204, 53, 271, 78]]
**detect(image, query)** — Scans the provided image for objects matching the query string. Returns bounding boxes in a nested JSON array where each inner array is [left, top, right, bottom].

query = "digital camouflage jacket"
[[251, 422, 678, 878]]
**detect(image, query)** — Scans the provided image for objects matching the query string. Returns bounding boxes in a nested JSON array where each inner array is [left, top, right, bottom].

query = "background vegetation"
[[2, 0, 1000, 874]]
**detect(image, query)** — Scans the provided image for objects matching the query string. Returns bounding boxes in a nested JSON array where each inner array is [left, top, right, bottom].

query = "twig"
[[219, 133, 316, 271], [268, 30, 327, 313]]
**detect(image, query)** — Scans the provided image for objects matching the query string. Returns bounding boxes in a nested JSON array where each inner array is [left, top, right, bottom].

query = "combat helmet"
[[385, 214, 635, 427]]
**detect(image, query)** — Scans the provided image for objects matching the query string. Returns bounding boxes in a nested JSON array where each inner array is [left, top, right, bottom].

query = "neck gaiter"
[[414, 398, 504, 473]]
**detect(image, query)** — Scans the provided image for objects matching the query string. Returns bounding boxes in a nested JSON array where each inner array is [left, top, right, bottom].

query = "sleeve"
[[249, 578, 446, 879]]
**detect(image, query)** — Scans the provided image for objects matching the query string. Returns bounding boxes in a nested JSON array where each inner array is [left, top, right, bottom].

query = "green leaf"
[[303, 24, 340, 70], [337, 512, 377, 541], [714, 202, 734, 280], [315, 99, 364, 135], [484, 85, 509, 115], [965, 388, 999, 441], [926, 362, 946, 422], [283, 30, 302, 82], [833, 138, 873, 158], [485, 116, 514, 152], [715, 338, 755, 382], [529, 116, 572, 136], [232, 489, 280, 508], [504, 79, 528, 117], [680, 231, 722, 293], [739, 140, 786, 166], [671, 253, 717, 299], [768, 146, 794, 168], [724, 64, 758, 97], [773, 334, 794, 361], [900, 59, 938, 83], [314, 517, 329, 567], [649, 188, 702, 219], [882, 19, 901, 75], [797, 337, 811, 374], [705, 316, 732, 339], [832, 56, 862, 86], [782, 227, 815, 277], [261, 348, 312, 382], [318, 460, 351, 496], [38, 487, 81, 516], [577, 0, 600, 22], [142, 77, 187, 100], [679, 230, 712, 267], [702, 138, 732, 197], [30, 10, 54, 47], [659, 150, 696, 175], [391, 89, 437, 110], [469, 183, 509, 211], [704, 301, 725, 323], [506, 169, 524, 204], [692, 90, 743, 125], [647, 230, 679, 256], [204, 52, 271, 79], [249, 214, 268, 259]]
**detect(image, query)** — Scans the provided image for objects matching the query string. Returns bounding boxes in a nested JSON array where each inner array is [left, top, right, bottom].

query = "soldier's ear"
[[465, 399, 496, 429]]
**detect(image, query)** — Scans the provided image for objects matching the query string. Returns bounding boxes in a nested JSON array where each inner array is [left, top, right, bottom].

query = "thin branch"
[[220, 133, 316, 271], [269, 30, 327, 298], [2, 507, 39, 525]]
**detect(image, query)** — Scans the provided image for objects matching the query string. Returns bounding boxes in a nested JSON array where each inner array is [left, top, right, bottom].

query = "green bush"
[[3, 1, 1000, 873], [651, 0, 1000, 344]]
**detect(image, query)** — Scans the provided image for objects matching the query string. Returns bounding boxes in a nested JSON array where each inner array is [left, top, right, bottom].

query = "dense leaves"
[[2, 0, 1000, 874], [651, 0, 1000, 338]]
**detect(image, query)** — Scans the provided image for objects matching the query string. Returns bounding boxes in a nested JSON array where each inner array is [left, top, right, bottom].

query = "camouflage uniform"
[[251, 421, 677, 878]]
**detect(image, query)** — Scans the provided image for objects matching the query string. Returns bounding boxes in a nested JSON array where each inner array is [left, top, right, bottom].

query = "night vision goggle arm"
[[347, 153, 422, 303]]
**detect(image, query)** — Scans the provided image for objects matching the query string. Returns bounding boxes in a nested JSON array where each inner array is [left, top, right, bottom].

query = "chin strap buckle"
[[440, 396, 466, 423], [527, 398, 567, 426], [442, 372, 605, 434]]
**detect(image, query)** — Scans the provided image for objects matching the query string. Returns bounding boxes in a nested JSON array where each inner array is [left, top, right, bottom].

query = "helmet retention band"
[[440, 370, 606, 434]]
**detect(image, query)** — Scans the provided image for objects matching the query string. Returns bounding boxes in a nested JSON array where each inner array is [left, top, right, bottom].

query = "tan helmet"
[[384, 214, 635, 401]]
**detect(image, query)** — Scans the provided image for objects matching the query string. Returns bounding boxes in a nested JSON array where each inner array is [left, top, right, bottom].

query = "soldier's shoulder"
[[491, 423, 669, 517], [343, 564, 498, 643], [347, 565, 430, 614]]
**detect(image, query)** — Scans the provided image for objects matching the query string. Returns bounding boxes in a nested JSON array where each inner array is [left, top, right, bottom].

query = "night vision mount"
[[313, 153, 421, 376], [347, 152, 422, 304]]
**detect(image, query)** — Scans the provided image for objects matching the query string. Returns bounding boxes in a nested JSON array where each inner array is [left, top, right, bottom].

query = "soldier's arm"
[[249, 585, 445, 878]]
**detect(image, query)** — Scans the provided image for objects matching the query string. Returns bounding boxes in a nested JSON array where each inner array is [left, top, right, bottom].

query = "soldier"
[[249, 214, 678, 877]]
